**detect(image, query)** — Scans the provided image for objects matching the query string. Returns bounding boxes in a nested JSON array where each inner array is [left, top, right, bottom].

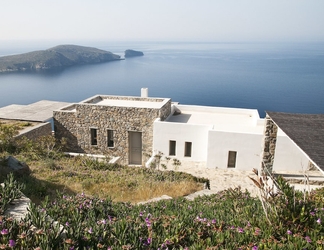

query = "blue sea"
[[0, 41, 323, 117]]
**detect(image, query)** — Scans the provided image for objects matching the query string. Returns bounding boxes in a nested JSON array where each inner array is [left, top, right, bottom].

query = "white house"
[[1, 88, 321, 173], [153, 104, 265, 170]]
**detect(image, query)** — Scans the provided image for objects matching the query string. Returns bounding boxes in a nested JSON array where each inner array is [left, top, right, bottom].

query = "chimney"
[[141, 88, 148, 98]]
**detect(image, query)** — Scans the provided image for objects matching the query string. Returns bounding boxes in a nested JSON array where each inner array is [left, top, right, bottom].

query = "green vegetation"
[[1, 122, 324, 249], [0, 174, 324, 249]]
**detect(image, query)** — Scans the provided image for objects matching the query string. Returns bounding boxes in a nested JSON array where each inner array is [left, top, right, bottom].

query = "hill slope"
[[0, 45, 121, 72]]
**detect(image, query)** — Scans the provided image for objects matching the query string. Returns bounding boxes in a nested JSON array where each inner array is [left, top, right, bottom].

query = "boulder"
[[2, 156, 30, 176]]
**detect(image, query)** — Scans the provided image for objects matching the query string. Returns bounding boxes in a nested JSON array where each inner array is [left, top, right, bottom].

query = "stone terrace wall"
[[159, 100, 172, 121], [54, 100, 171, 165], [16, 122, 52, 141], [261, 115, 278, 174]]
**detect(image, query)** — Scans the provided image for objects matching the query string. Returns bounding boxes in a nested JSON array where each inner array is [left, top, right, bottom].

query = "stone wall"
[[261, 115, 278, 175], [54, 100, 171, 165], [84, 95, 166, 104], [16, 122, 52, 141]]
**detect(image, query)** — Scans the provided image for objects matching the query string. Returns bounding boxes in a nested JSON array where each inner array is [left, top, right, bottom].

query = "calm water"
[[0, 41, 323, 117]]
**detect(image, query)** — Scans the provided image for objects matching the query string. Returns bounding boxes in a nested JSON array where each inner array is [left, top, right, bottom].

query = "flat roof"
[[95, 99, 167, 109], [267, 111, 324, 172], [0, 100, 71, 122], [166, 105, 264, 133]]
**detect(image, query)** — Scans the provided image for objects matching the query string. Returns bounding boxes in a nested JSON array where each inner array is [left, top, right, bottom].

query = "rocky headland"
[[0, 45, 121, 73]]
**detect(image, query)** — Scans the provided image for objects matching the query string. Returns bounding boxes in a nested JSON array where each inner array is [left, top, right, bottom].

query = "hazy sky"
[[1, 0, 324, 43]]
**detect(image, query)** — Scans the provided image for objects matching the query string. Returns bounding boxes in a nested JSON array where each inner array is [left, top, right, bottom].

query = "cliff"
[[0, 45, 121, 72]]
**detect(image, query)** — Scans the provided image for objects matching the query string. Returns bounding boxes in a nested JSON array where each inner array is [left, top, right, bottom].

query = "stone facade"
[[54, 95, 171, 165], [261, 115, 278, 175]]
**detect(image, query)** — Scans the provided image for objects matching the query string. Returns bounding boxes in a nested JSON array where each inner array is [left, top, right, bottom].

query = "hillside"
[[0, 45, 121, 72]]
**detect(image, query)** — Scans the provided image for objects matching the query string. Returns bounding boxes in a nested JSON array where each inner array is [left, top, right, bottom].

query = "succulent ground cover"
[[1, 173, 324, 249]]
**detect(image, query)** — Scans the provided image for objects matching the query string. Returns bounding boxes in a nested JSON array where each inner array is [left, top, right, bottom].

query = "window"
[[107, 129, 114, 147], [90, 128, 98, 146], [227, 151, 237, 168], [169, 140, 176, 156], [184, 142, 192, 157]]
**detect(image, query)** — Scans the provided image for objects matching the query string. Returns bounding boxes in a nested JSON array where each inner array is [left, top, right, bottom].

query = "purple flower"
[[310, 211, 316, 216], [88, 228, 93, 234], [145, 218, 151, 227], [211, 219, 216, 224], [252, 246, 258, 250], [9, 240, 15, 247], [317, 218, 321, 224], [287, 230, 292, 235], [65, 222, 70, 227], [305, 236, 312, 243], [143, 238, 152, 246], [237, 227, 244, 233], [1, 229, 8, 235]]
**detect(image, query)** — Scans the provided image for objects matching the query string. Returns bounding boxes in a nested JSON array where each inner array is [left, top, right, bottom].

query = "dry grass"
[[90, 180, 202, 203], [19, 156, 204, 204]]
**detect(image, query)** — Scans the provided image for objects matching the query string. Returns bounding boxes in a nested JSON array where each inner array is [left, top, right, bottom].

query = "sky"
[[1, 0, 324, 43]]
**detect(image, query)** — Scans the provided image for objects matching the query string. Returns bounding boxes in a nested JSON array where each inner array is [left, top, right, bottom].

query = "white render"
[[153, 104, 265, 169], [272, 129, 310, 172], [153, 103, 308, 171]]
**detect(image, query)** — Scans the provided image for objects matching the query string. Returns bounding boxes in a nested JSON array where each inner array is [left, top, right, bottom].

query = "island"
[[124, 49, 144, 58], [0, 45, 121, 73]]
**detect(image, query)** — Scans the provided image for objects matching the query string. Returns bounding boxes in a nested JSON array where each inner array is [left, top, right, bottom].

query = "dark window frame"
[[90, 128, 98, 146], [227, 151, 237, 168], [107, 129, 114, 148], [169, 140, 176, 156], [184, 141, 192, 157]]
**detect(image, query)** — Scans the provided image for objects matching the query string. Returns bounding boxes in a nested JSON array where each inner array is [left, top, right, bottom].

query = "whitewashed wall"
[[153, 120, 211, 162], [272, 129, 310, 172], [206, 131, 263, 170]]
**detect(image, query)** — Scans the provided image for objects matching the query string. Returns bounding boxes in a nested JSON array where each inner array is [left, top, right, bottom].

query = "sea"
[[0, 41, 324, 118]]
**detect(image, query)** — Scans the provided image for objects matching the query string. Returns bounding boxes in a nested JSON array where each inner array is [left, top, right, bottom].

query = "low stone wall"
[[16, 122, 52, 141]]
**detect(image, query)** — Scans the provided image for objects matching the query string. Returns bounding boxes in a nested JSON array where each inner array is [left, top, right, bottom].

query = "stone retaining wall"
[[16, 122, 52, 141]]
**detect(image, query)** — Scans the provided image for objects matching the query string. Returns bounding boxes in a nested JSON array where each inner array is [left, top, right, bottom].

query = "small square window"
[[107, 129, 114, 148], [90, 128, 98, 146], [169, 140, 176, 156], [184, 142, 192, 157]]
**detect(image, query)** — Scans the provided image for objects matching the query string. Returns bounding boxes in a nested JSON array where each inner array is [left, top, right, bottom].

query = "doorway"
[[129, 131, 142, 165]]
